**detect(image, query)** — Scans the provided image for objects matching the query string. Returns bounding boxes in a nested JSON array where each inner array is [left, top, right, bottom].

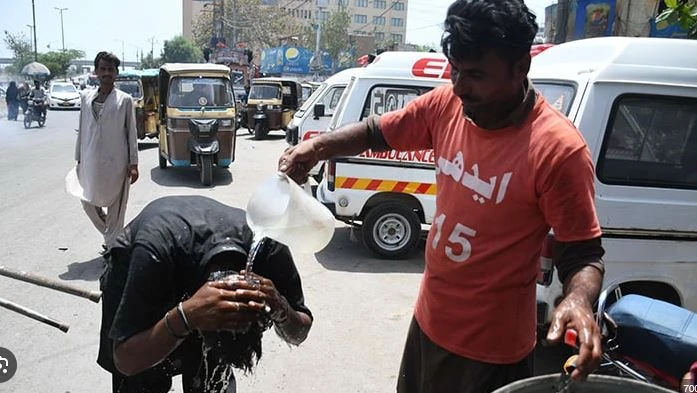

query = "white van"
[[316, 51, 452, 259], [286, 68, 364, 178], [531, 37, 697, 324]]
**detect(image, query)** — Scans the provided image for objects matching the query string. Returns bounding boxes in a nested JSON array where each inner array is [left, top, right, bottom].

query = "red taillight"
[[537, 233, 556, 286], [327, 159, 336, 191]]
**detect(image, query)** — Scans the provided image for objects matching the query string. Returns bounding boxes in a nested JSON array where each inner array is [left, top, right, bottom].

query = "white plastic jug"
[[246, 172, 335, 254]]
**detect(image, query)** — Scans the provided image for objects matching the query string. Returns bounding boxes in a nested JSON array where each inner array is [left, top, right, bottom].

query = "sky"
[[0, 0, 553, 60]]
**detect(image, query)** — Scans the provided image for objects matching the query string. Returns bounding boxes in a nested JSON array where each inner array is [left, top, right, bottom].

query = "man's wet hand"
[[278, 141, 319, 184], [546, 294, 602, 380], [183, 281, 262, 332], [239, 271, 289, 322]]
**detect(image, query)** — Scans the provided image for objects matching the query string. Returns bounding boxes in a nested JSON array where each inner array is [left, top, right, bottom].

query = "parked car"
[[48, 81, 81, 110]]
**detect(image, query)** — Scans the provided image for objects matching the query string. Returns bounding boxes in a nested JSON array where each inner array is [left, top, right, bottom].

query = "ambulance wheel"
[[362, 202, 420, 260]]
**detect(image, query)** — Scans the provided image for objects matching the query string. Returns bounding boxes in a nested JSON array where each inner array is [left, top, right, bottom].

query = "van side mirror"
[[313, 103, 325, 119]]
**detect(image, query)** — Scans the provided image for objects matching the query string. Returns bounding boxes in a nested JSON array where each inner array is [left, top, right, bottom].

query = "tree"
[[656, 0, 697, 38], [3, 31, 34, 75], [161, 36, 203, 63], [320, 7, 352, 71], [192, 0, 307, 55], [38, 49, 85, 78], [139, 51, 161, 69]]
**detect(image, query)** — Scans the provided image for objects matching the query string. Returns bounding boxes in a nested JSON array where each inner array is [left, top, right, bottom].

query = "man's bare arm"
[[113, 305, 186, 376]]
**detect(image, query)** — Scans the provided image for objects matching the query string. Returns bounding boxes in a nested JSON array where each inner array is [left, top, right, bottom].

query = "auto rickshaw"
[[139, 68, 160, 138], [245, 77, 302, 140], [114, 70, 148, 139], [157, 63, 237, 186], [301, 81, 320, 104]]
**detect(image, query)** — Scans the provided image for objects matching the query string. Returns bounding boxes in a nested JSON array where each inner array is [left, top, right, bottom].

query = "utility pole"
[[26, 24, 34, 53], [54, 7, 68, 51], [31, 0, 38, 61], [554, 0, 570, 44], [231, 0, 237, 46]]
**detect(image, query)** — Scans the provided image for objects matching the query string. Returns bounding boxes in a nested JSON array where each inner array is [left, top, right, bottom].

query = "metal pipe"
[[0, 297, 69, 333], [0, 265, 102, 303]]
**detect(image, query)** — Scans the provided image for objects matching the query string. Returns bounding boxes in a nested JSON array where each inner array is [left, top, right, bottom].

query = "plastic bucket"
[[492, 374, 674, 393]]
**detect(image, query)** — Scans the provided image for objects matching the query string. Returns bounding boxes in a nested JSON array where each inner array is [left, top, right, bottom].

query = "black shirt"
[[98, 195, 312, 373]]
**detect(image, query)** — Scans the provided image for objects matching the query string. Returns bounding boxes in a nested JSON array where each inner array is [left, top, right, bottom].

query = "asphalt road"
[[0, 109, 564, 392]]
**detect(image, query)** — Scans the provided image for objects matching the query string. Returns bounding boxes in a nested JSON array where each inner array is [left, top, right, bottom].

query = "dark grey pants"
[[397, 317, 534, 393]]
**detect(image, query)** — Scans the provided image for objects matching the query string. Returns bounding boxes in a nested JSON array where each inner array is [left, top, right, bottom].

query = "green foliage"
[[161, 36, 203, 63], [320, 7, 352, 69], [139, 51, 161, 69], [38, 49, 85, 78], [3, 30, 34, 75], [656, 0, 697, 38]]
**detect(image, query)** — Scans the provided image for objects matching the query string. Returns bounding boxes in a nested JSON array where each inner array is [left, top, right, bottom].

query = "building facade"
[[182, 0, 408, 49], [183, 0, 210, 41]]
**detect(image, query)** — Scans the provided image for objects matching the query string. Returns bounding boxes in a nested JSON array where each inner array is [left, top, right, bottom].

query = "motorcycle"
[[554, 285, 697, 391], [24, 98, 46, 128]]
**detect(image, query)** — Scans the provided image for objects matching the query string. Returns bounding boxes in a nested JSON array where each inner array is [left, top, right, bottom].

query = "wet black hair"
[[94, 51, 121, 69], [441, 0, 538, 64]]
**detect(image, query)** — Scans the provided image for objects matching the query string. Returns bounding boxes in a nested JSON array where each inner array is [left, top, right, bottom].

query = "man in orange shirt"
[[279, 0, 604, 391]]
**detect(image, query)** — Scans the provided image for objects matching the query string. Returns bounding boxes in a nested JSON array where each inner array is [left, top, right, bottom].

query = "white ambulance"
[[315, 51, 452, 259], [286, 67, 364, 178]]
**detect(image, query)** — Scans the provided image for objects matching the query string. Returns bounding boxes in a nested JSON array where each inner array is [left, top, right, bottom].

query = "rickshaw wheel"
[[200, 155, 213, 186], [158, 153, 167, 169], [253, 122, 267, 140]]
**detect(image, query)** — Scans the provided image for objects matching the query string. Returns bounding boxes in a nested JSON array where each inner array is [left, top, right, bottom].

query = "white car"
[[48, 82, 81, 110]]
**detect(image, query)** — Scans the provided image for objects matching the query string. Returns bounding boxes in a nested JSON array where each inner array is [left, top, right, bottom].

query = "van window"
[[535, 83, 575, 115], [318, 86, 345, 116], [597, 94, 697, 190], [360, 85, 433, 119], [328, 77, 357, 130]]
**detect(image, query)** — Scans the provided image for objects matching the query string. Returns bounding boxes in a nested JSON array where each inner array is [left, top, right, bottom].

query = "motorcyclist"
[[18, 82, 30, 115], [28, 80, 48, 119]]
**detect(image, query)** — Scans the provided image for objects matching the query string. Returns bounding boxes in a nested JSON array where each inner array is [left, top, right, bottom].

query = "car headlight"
[[221, 119, 233, 127]]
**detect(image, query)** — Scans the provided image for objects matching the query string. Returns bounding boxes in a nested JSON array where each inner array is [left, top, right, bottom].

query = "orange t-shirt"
[[380, 85, 601, 364]]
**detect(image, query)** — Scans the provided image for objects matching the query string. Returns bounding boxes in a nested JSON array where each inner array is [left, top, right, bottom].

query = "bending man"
[[98, 195, 313, 393]]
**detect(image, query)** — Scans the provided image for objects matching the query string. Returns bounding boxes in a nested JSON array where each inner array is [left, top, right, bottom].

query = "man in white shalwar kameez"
[[69, 52, 139, 250]]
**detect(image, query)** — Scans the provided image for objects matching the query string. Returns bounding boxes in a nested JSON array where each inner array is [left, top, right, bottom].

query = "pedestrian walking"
[[98, 195, 313, 393], [67, 51, 138, 251], [5, 81, 19, 120], [279, 0, 605, 391]]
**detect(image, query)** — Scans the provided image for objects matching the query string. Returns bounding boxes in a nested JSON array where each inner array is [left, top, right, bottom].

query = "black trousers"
[[397, 317, 533, 393]]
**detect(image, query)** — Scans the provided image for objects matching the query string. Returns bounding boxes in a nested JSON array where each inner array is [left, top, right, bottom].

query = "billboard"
[[573, 0, 616, 40], [260, 45, 334, 75]]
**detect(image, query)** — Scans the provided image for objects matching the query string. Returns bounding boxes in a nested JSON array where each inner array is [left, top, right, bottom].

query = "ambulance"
[[286, 67, 364, 179], [315, 51, 452, 259]]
